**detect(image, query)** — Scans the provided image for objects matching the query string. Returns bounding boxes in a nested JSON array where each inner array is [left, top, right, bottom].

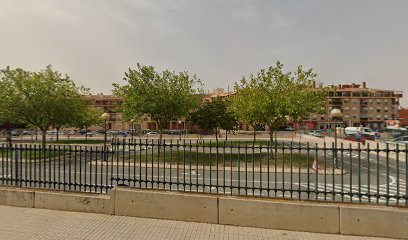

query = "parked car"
[[344, 134, 375, 144], [386, 136, 408, 145], [21, 130, 35, 135], [78, 129, 90, 135], [344, 127, 376, 136], [146, 131, 159, 135], [308, 130, 323, 137], [284, 127, 295, 131], [47, 130, 58, 135]]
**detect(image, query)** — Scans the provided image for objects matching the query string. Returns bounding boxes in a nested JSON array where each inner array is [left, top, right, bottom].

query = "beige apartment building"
[[300, 82, 403, 130]]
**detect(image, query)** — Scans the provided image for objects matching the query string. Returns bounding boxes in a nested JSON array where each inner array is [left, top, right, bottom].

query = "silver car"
[[386, 136, 408, 145]]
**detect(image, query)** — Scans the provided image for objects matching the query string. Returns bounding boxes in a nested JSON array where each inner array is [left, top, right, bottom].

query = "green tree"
[[233, 61, 327, 144], [231, 81, 263, 142], [0, 65, 88, 148], [189, 98, 237, 142], [74, 106, 103, 141], [113, 63, 203, 141]]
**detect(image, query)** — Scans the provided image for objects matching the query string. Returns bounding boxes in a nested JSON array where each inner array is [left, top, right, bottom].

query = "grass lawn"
[[124, 150, 314, 169]]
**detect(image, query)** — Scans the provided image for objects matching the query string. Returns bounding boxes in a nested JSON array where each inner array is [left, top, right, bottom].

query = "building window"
[[343, 99, 349, 103], [352, 115, 357, 119]]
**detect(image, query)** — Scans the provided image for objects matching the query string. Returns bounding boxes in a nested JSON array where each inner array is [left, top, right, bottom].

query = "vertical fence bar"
[[340, 143, 344, 202], [245, 141, 247, 196], [216, 140, 219, 194], [367, 143, 371, 203], [190, 140, 192, 192], [229, 142, 233, 196], [274, 141, 278, 197], [94, 145, 98, 193], [376, 143, 380, 204], [29, 144, 33, 188], [315, 143, 318, 201], [237, 142, 241, 195], [89, 146, 92, 192], [183, 139, 186, 192], [298, 141, 301, 200], [196, 140, 199, 193], [209, 140, 212, 193], [358, 143, 361, 203], [74, 146, 77, 191], [252, 141, 255, 196], [267, 141, 270, 197], [139, 139, 143, 189], [323, 142, 327, 200], [349, 144, 352, 203], [386, 143, 390, 206], [223, 141, 226, 194], [306, 142, 310, 200], [259, 143, 263, 197], [406, 143, 408, 206], [396, 144, 399, 206], [163, 139, 166, 190], [34, 145, 37, 188], [290, 142, 293, 199], [79, 146, 82, 191], [282, 142, 285, 198], [84, 146, 88, 192], [1, 144, 4, 185], [202, 140, 206, 192], [331, 142, 335, 201], [24, 144, 28, 188], [177, 140, 180, 191]]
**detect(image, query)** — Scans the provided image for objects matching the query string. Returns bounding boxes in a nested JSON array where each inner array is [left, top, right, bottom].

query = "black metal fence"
[[0, 139, 407, 206]]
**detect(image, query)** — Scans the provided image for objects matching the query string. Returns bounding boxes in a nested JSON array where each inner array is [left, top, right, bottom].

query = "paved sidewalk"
[[0, 205, 393, 240]]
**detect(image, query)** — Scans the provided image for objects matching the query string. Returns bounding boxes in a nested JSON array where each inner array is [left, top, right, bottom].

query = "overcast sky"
[[1, 0, 407, 104]]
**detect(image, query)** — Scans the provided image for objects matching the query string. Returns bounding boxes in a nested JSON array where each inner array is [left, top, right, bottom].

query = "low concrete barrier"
[[340, 205, 408, 239], [219, 197, 340, 234], [0, 186, 407, 239], [34, 190, 114, 214], [0, 186, 34, 207], [114, 188, 218, 223]]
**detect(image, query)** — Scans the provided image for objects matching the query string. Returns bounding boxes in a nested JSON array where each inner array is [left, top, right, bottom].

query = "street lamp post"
[[178, 120, 182, 141], [330, 109, 342, 169], [130, 119, 134, 143], [101, 113, 110, 161]]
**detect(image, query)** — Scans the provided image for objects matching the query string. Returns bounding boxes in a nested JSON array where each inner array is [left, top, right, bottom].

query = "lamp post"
[[330, 109, 342, 169], [101, 113, 110, 161], [130, 119, 134, 143], [178, 120, 182, 141]]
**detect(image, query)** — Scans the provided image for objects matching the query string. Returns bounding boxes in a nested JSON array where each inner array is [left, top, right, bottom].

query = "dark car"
[[345, 134, 375, 144], [78, 129, 89, 135]]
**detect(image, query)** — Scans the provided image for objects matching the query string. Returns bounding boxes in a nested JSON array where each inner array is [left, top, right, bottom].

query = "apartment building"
[[301, 82, 403, 130]]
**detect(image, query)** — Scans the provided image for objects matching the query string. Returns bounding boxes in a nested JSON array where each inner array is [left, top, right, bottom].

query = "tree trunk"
[[253, 128, 256, 142], [6, 129, 12, 147], [215, 127, 218, 143], [225, 130, 228, 141], [41, 129, 47, 150], [56, 127, 60, 142], [85, 127, 88, 142], [268, 125, 275, 159]]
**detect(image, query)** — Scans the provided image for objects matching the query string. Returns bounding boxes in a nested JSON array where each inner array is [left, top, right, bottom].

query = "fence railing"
[[0, 139, 407, 206]]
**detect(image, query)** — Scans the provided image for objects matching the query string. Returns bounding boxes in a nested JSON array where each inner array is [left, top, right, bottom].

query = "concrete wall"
[[219, 197, 339, 234], [0, 186, 407, 239], [115, 188, 218, 223]]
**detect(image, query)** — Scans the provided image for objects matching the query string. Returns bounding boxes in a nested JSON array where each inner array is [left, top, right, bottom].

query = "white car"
[[146, 131, 159, 135], [386, 136, 408, 145]]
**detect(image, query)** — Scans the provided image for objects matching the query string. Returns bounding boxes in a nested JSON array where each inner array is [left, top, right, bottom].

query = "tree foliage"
[[113, 63, 203, 141], [0, 65, 88, 147], [189, 98, 237, 142], [232, 61, 328, 143]]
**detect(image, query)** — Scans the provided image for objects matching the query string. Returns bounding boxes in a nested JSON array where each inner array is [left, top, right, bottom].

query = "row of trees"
[[0, 65, 102, 148], [0, 61, 328, 147], [114, 61, 329, 143]]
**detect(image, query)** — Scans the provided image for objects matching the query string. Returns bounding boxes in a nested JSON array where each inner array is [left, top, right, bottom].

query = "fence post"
[[13, 147, 21, 187]]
